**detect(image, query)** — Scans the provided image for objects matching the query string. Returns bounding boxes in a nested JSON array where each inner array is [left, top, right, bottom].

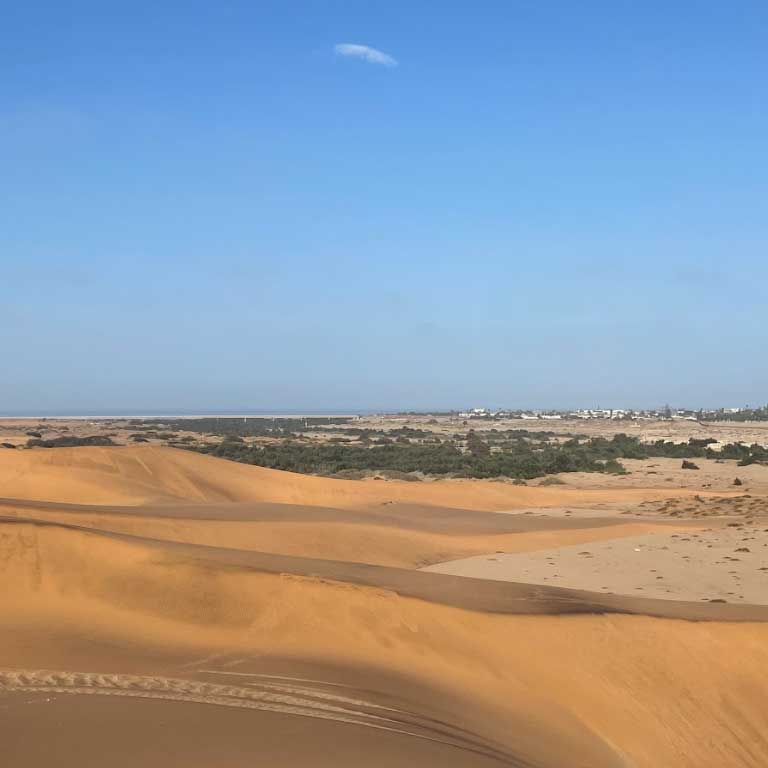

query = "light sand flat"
[[424, 524, 768, 604]]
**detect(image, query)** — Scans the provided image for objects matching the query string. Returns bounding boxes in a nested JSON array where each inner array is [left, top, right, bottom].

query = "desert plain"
[[2, 417, 768, 767]]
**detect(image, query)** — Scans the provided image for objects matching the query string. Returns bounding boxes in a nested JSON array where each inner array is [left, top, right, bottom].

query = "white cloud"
[[334, 43, 398, 67]]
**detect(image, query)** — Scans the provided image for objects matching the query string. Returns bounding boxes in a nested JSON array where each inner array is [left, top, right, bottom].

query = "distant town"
[[454, 405, 768, 422]]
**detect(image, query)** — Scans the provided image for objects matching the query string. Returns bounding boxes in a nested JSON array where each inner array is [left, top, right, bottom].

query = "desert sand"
[[2, 445, 768, 767]]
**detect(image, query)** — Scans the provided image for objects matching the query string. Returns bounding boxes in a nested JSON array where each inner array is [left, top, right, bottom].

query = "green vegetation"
[[130, 416, 354, 438], [21, 416, 768, 479], [27, 435, 115, 448], [701, 406, 768, 422], [538, 476, 566, 485], [193, 440, 622, 479], [190, 432, 768, 480]]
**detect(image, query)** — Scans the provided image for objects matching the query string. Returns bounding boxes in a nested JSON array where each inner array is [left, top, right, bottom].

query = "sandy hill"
[[0, 446, 707, 568], [0, 444, 730, 508], [2, 445, 768, 767], [2, 517, 768, 767], [0, 498, 694, 569]]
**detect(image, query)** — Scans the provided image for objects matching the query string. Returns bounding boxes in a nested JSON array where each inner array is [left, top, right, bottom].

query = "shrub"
[[603, 459, 629, 475], [539, 476, 566, 486], [27, 435, 115, 448]]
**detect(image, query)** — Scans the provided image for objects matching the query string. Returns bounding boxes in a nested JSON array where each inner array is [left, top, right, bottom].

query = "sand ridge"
[[0, 444, 738, 508], [0, 495, 699, 569], [5, 516, 768, 621]]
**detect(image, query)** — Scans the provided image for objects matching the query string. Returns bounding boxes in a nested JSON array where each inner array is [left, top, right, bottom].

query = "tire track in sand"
[[0, 669, 525, 766]]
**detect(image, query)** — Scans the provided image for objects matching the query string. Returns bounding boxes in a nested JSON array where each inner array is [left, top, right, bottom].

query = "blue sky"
[[2, 1, 767, 413]]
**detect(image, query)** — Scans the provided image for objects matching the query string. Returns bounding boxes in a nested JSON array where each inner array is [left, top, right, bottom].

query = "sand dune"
[[0, 496, 694, 568], [2, 446, 768, 767], [0, 446, 713, 568], [0, 444, 727, 508], [3, 517, 768, 766]]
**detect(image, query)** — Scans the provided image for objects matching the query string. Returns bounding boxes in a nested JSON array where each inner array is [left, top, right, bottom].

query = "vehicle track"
[[0, 668, 525, 766]]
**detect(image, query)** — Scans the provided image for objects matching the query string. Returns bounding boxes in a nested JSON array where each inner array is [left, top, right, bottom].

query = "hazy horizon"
[[1, 401, 762, 419]]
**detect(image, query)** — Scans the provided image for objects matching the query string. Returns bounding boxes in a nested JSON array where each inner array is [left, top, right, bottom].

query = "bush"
[[27, 435, 115, 448], [603, 459, 628, 475]]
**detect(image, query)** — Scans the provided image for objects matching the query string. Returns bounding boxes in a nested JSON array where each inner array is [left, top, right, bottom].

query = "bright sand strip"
[[424, 522, 768, 604]]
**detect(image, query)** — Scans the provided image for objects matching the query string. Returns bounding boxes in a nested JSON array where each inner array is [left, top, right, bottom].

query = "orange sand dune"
[[0, 445, 716, 569], [2, 518, 768, 767], [0, 496, 693, 568], [2, 445, 768, 767], [0, 445, 730, 508]]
